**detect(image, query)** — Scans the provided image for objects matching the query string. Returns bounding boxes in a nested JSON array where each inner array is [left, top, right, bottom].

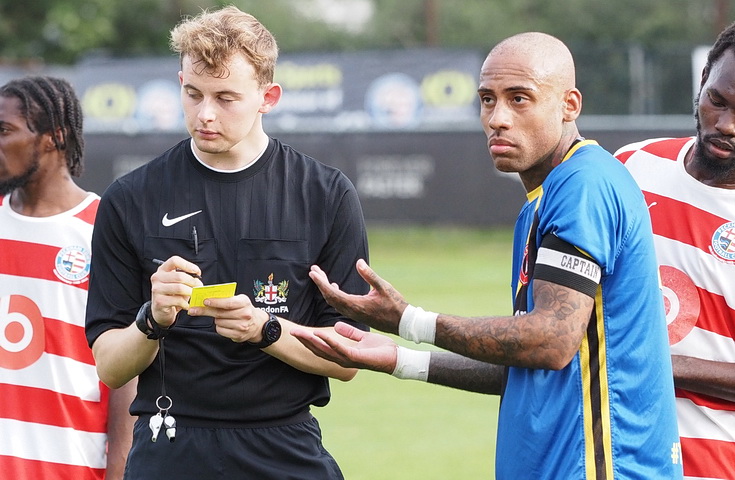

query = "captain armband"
[[391, 346, 431, 381], [534, 234, 602, 298]]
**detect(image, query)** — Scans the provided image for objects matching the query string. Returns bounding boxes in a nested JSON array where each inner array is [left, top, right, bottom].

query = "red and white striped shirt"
[[0, 193, 109, 480], [617, 137, 735, 480]]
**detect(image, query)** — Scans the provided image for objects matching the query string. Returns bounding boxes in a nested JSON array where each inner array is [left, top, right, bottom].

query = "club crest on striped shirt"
[[711, 221, 735, 264], [53, 246, 92, 285]]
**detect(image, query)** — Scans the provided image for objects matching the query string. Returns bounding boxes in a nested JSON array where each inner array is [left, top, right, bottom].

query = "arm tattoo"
[[434, 280, 592, 369], [427, 351, 503, 395]]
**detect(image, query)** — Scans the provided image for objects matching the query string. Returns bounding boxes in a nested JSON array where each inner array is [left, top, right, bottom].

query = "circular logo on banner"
[[365, 73, 422, 129], [711, 221, 735, 263], [0, 295, 46, 369], [660, 265, 700, 345], [54, 245, 91, 285]]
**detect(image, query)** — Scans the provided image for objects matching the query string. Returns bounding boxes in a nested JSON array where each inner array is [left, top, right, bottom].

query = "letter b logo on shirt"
[[0, 295, 45, 369]]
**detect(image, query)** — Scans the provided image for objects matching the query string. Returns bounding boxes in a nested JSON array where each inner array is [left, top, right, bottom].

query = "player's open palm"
[[292, 322, 398, 374], [309, 259, 408, 335]]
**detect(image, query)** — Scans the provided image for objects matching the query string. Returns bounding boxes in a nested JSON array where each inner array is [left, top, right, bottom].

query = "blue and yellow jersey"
[[500, 141, 683, 479]]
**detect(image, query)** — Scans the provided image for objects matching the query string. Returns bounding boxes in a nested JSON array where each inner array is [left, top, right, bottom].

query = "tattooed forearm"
[[433, 280, 593, 370], [427, 351, 503, 395]]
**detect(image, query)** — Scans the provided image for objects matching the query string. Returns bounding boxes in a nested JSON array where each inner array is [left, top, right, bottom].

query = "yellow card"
[[189, 282, 237, 307]]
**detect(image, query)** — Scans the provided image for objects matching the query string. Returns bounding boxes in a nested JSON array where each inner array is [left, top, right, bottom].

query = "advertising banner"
[[70, 49, 482, 134]]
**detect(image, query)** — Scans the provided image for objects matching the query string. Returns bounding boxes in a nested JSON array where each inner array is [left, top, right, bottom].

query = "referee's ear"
[[259, 82, 282, 114]]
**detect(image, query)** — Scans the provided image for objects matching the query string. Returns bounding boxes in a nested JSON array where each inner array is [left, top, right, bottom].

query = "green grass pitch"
[[315, 226, 514, 479]]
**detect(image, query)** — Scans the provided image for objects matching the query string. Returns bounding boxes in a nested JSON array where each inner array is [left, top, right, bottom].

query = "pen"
[[152, 258, 202, 280]]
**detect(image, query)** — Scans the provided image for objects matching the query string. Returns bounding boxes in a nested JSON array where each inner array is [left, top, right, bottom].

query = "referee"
[[85, 6, 369, 479]]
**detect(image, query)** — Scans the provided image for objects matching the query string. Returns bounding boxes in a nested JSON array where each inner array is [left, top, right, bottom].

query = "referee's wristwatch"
[[247, 313, 282, 348], [135, 301, 171, 340]]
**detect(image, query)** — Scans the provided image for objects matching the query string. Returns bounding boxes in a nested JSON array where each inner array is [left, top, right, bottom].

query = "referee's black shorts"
[[123, 411, 344, 479]]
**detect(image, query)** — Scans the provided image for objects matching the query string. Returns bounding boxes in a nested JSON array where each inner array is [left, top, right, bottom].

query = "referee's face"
[[179, 53, 278, 166]]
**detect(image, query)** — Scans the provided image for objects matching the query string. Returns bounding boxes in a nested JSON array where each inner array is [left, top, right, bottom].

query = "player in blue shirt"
[[292, 32, 683, 479]]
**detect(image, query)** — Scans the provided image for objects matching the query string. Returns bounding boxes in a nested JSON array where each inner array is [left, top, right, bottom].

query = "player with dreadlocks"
[[0, 76, 136, 480]]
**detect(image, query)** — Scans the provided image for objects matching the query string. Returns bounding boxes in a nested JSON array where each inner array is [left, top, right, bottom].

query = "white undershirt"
[[189, 138, 268, 173]]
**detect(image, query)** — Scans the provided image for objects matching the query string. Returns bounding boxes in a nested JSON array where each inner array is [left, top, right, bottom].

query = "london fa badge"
[[253, 273, 289, 312]]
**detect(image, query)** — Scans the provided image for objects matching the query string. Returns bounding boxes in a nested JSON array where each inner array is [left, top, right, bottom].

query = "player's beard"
[[694, 104, 735, 178], [0, 150, 41, 196]]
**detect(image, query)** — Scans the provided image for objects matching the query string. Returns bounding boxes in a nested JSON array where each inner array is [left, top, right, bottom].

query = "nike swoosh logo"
[[162, 210, 202, 227]]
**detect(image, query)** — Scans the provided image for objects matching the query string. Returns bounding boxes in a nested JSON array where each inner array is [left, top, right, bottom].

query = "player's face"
[[0, 95, 42, 196], [694, 49, 735, 177], [179, 53, 276, 161], [478, 51, 568, 190]]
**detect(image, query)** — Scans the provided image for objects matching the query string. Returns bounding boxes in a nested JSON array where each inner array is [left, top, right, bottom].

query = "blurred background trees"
[[1, 0, 728, 63], [0, 0, 732, 114]]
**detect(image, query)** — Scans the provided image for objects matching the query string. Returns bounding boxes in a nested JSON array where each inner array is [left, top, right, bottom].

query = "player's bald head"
[[486, 32, 576, 92]]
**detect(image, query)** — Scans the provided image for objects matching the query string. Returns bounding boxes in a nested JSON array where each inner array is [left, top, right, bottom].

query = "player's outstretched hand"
[[309, 259, 408, 335], [291, 322, 398, 374]]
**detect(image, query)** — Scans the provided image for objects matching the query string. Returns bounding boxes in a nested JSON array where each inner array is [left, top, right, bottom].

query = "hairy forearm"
[[672, 355, 735, 402], [427, 351, 503, 395], [92, 326, 159, 389], [267, 320, 358, 381]]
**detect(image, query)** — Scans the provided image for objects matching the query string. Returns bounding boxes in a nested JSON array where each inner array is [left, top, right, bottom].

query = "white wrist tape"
[[391, 346, 431, 381], [398, 304, 438, 344]]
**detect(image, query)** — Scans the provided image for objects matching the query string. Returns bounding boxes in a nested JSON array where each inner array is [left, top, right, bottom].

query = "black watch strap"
[[135, 301, 171, 340], [247, 313, 282, 348]]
